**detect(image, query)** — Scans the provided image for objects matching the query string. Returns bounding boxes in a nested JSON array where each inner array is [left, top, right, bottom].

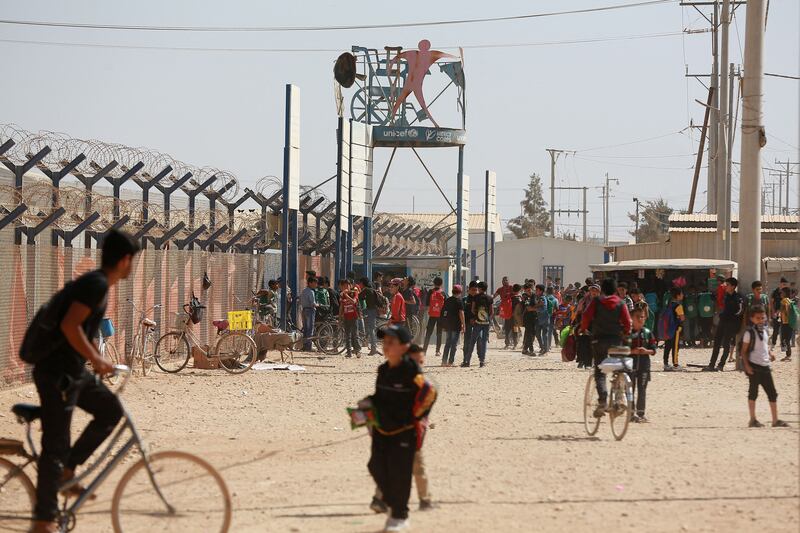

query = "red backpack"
[[428, 289, 445, 318]]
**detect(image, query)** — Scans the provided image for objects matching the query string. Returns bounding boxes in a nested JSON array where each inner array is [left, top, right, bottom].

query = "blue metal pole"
[[363, 216, 373, 280], [335, 117, 345, 285]]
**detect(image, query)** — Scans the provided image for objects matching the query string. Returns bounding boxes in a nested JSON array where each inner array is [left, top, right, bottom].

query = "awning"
[[590, 258, 737, 272]]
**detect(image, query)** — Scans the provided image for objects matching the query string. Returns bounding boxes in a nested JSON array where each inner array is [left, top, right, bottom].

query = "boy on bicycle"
[[24, 230, 139, 533], [580, 278, 632, 418], [629, 307, 656, 423]]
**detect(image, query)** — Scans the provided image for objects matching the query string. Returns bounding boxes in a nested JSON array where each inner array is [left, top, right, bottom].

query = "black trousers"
[[33, 367, 123, 521], [747, 363, 778, 402], [577, 335, 593, 367], [631, 356, 651, 416], [779, 325, 794, 356], [368, 429, 417, 519], [522, 318, 536, 352], [422, 316, 443, 353], [503, 318, 517, 347], [770, 318, 782, 345], [709, 320, 738, 369]]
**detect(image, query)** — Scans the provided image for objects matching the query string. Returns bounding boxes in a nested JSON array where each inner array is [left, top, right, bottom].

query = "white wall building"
[[493, 236, 605, 288]]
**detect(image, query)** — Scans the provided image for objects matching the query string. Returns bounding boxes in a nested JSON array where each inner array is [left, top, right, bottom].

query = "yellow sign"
[[227, 310, 253, 331]]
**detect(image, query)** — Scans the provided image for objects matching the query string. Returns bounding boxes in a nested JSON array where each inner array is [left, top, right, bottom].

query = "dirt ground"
[[1, 339, 798, 533]]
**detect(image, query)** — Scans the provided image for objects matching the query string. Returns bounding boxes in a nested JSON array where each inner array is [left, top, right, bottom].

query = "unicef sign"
[[372, 126, 467, 148]]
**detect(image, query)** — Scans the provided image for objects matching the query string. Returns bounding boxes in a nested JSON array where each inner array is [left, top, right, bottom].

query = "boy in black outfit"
[[26, 230, 139, 533], [366, 325, 437, 532]]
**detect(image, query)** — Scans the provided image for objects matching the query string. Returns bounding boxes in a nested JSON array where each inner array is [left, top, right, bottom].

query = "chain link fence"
[[0, 239, 276, 388]]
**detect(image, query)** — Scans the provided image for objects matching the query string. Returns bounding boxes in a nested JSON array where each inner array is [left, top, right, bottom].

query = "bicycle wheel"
[[154, 332, 191, 373], [0, 457, 35, 532], [583, 374, 602, 437], [217, 332, 257, 374], [141, 332, 155, 376], [111, 450, 231, 533], [408, 316, 421, 339], [609, 373, 633, 441], [314, 322, 342, 355], [103, 342, 121, 386]]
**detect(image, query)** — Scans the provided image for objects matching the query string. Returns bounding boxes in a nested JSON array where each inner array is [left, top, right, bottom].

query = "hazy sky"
[[1, 0, 797, 241]]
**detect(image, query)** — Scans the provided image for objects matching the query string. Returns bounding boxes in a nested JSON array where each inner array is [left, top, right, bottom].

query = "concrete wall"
[[493, 237, 606, 287]]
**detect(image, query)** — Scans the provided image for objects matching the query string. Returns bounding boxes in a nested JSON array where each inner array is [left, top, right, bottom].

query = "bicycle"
[[97, 319, 121, 386], [583, 346, 634, 441], [125, 299, 161, 376], [0, 365, 232, 532], [154, 301, 257, 374]]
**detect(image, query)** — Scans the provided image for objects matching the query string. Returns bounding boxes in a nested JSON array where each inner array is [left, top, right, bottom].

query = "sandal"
[[748, 419, 764, 428], [772, 420, 790, 428]]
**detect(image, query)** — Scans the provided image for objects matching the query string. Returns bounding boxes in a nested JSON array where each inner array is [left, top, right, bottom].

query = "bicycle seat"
[[141, 318, 157, 328], [12, 403, 41, 423], [213, 319, 229, 332]]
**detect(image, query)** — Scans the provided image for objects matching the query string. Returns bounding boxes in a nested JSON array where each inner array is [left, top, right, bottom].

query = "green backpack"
[[789, 301, 799, 330], [698, 292, 714, 318], [684, 295, 698, 319]]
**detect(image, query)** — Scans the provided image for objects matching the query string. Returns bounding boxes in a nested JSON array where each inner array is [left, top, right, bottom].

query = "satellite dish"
[[334, 52, 357, 88]]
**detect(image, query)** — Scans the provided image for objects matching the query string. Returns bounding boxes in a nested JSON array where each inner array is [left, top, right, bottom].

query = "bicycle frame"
[[16, 368, 175, 528], [173, 312, 226, 360]]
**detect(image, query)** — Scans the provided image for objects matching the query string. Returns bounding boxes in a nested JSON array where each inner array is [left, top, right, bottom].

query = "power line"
[[575, 128, 688, 152], [0, 1, 672, 33], [0, 31, 686, 54], [574, 155, 697, 170], [764, 72, 800, 80]]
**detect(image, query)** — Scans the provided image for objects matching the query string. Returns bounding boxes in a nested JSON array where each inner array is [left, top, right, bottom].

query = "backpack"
[[657, 302, 679, 340], [735, 326, 760, 372], [698, 292, 715, 318], [683, 295, 698, 319], [788, 301, 799, 330], [561, 332, 576, 362], [20, 300, 66, 364], [590, 299, 624, 340], [429, 289, 445, 318]]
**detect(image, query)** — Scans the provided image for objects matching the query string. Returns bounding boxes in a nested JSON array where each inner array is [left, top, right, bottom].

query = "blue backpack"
[[658, 302, 680, 341]]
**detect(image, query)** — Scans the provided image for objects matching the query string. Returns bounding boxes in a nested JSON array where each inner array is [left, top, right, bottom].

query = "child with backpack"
[[630, 307, 656, 422], [779, 287, 797, 362], [741, 305, 789, 428], [339, 279, 361, 358], [422, 277, 446, 357], [660, 287, 685, 371]]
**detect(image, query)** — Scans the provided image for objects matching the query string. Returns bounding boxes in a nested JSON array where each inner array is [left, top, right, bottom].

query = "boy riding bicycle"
[[580, 278, 632, 418]]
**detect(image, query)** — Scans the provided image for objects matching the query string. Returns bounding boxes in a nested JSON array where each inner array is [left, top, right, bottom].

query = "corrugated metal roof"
[[591, 258, 737, 272], [670, 226, 798, 233], [670, 213, 799, 223], [390, 212, 501, 231]]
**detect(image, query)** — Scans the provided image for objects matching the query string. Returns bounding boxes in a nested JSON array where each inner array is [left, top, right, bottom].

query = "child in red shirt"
[[339, 279, 362, 358]]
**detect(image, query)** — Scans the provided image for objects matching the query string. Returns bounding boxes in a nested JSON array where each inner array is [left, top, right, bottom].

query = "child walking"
[[629, 308, 656, 422], [741, 306, 789, 428], [779, 287, 795, 362], [339, 279, 361, 358], [441, 285, 465, 366], [661, 287, 685, 371], [370, 344, 433, 531]]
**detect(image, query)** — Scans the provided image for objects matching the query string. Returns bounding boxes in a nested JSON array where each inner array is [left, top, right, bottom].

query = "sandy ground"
[[1, 338, 798, 533]]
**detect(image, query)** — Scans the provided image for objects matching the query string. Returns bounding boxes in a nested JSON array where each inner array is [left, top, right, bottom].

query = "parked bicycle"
[[97, 318, 121, 386], [583, 346, 634, 441], [154, 300, 257, 374], [125, 299, 161, 376], [0, 365, 232, 532]]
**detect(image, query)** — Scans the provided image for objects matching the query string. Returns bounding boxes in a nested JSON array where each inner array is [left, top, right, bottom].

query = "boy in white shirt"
[[741, 305, 789, 428]]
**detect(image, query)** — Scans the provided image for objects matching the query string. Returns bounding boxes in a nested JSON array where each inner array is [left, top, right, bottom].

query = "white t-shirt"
[[743, 328, 770, 367]]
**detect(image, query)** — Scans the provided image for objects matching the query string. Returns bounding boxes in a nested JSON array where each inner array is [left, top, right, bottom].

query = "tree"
[[628, 198, 673, 243], [507, 173, 550, 239]]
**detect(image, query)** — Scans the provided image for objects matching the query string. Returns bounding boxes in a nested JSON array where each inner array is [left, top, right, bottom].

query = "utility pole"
[[603, 173, 619, 246], [552, 185, 589, 241], [775, 160, 799, 214], [716, 0, 732, 260], [708, 0, 720, 214], [633, 197, 641, 243], [737, 0, 767, 290], [546, 149, 573, 238]]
